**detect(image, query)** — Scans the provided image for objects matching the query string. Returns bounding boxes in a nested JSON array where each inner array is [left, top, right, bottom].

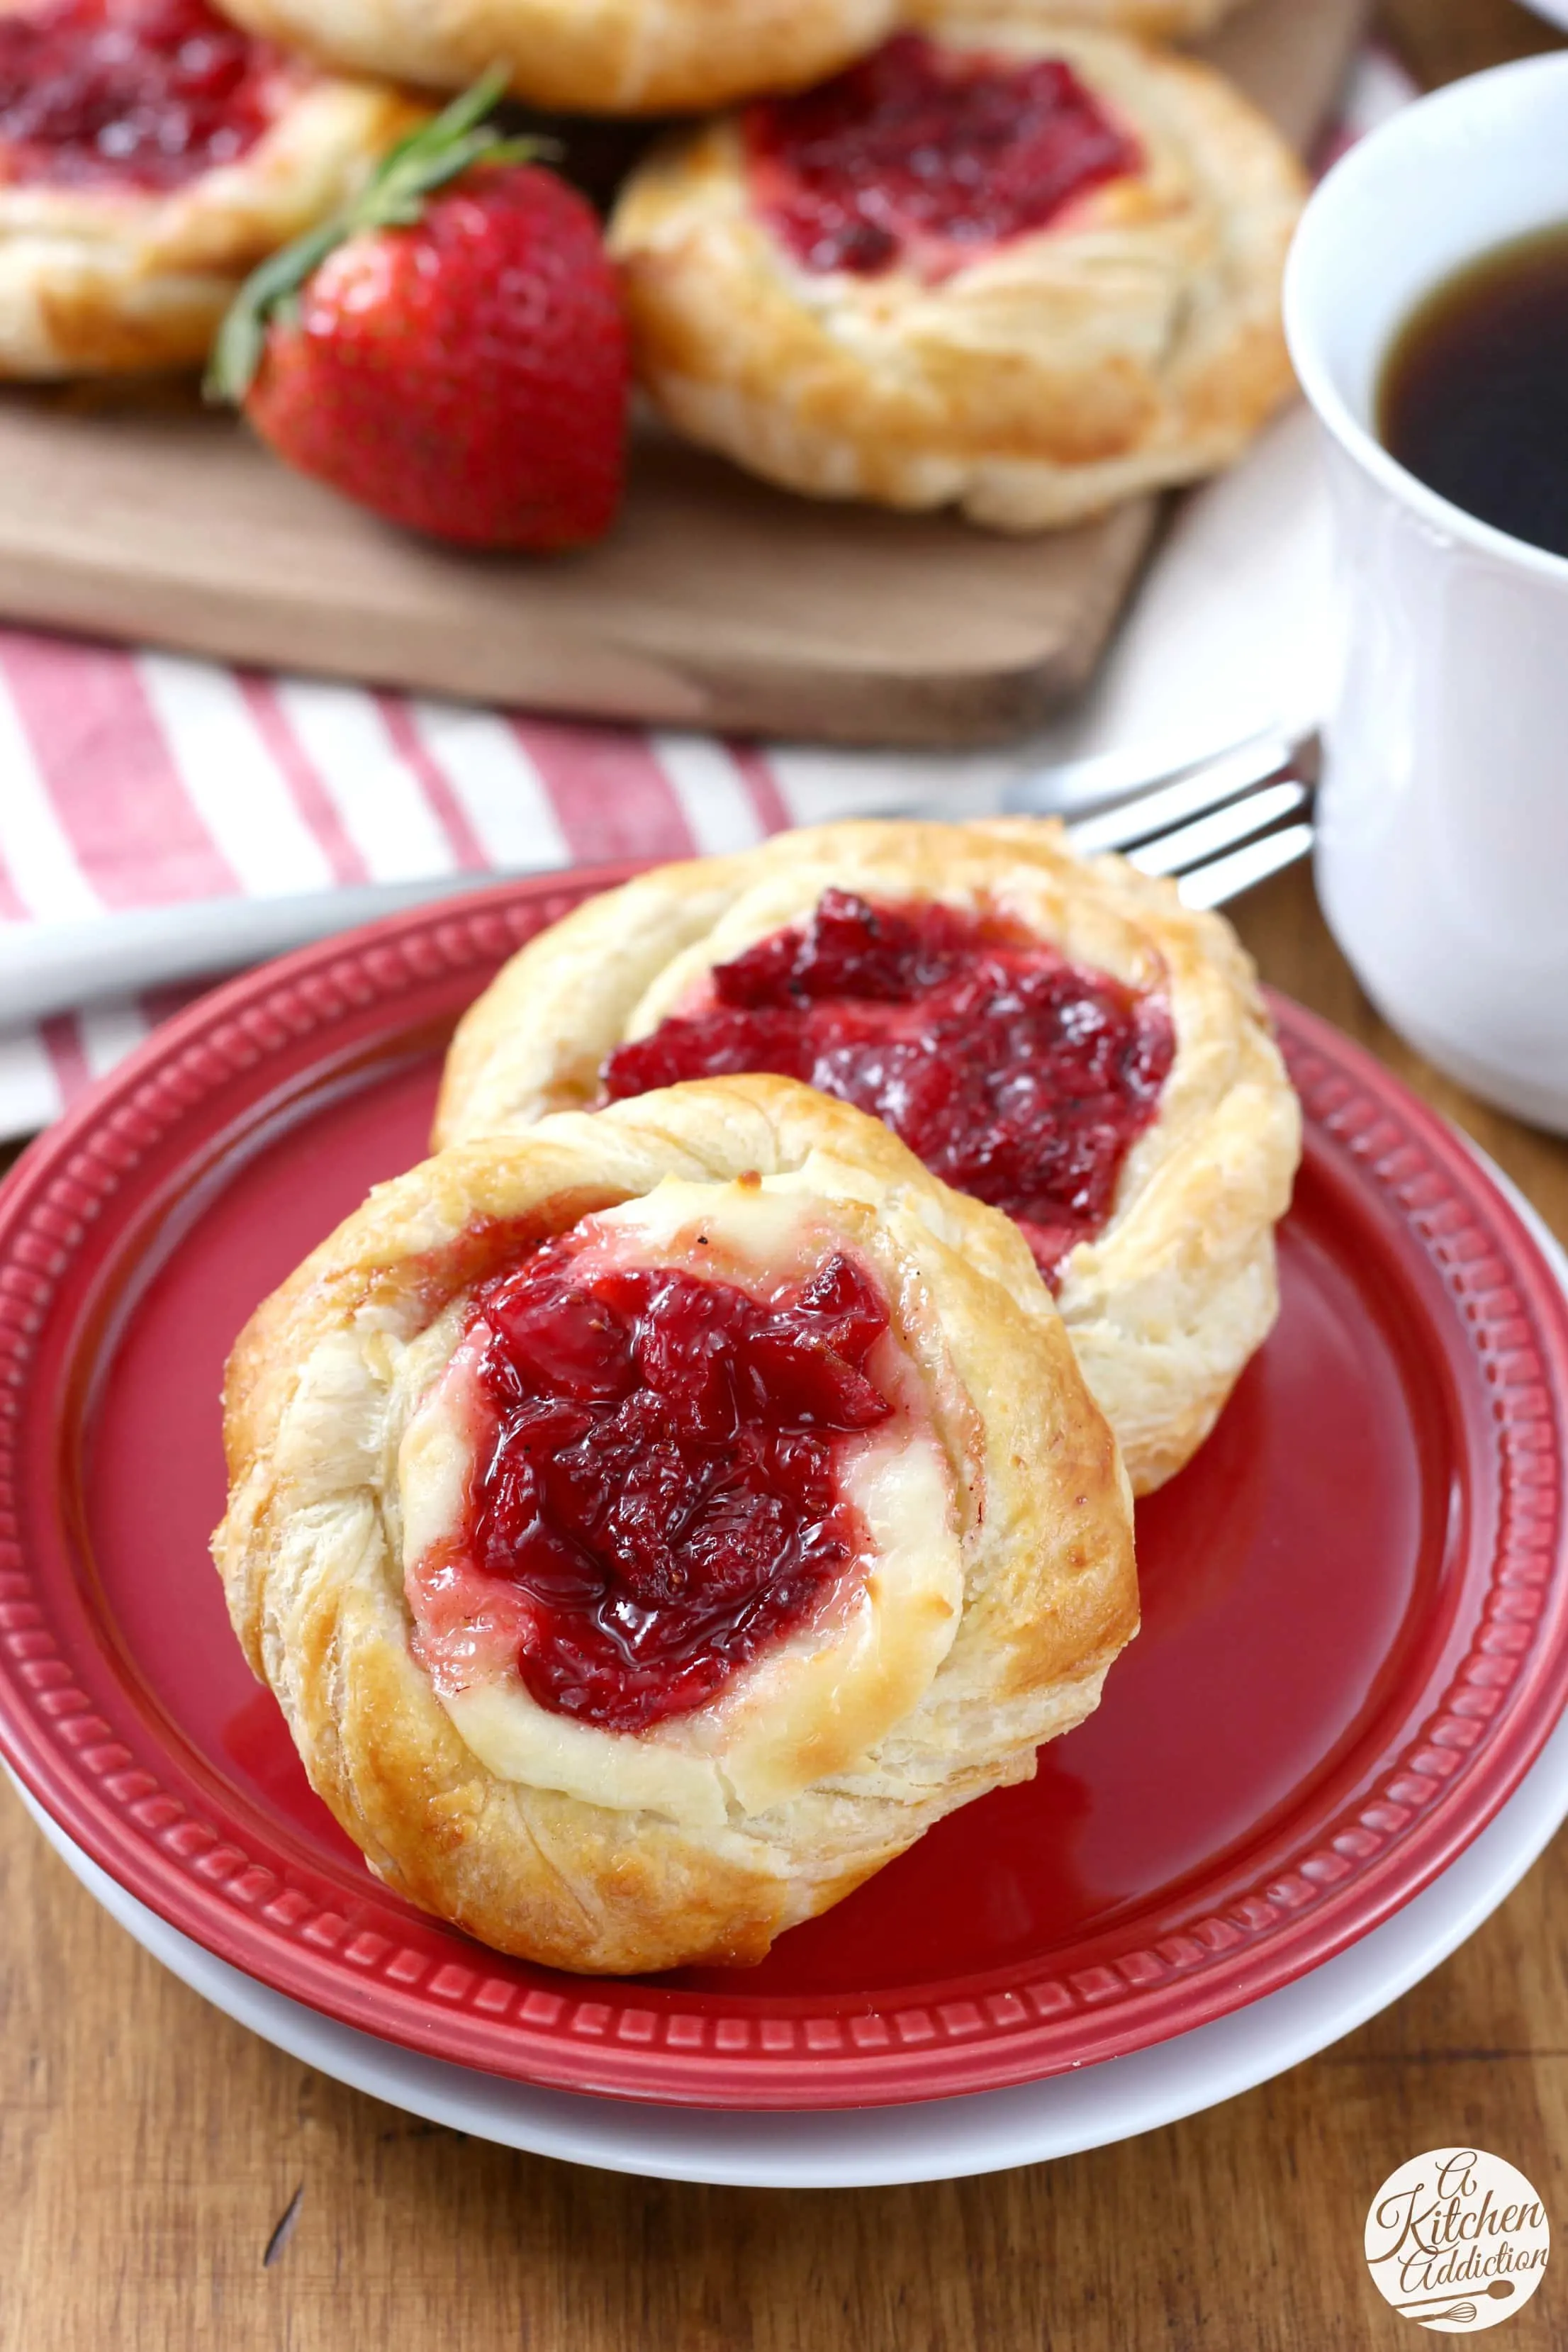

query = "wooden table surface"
[[6, 6, 1568, 2346]]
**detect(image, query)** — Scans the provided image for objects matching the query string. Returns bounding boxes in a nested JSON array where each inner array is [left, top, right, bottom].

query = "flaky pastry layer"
[[910, 0, 1244, 39], [207, 0, 899, 113]]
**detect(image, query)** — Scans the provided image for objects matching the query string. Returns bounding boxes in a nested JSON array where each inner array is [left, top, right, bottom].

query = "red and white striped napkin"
[[0, 632, 1030, 1134], [0, 44, 1416, 1146]]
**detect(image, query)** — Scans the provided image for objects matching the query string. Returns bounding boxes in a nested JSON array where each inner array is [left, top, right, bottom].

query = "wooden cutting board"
[[0, 0, 1364, 749]]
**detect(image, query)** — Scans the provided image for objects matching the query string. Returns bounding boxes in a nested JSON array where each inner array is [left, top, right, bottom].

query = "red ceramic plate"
[[1, 872, 1567, 2110]]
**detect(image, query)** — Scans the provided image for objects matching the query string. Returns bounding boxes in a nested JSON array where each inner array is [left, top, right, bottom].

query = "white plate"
[[13, 1148, 1567, 2188], [17, 1708, 1568, 2190]]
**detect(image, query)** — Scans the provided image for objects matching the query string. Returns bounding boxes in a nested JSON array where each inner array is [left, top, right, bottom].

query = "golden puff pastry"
[[435, 821, 1302, 1496], [0, 0, 425, 378], [609, 22, 1306, 530], [909, 0, 1244, 40], [204, 0, 900, 114], [213, 1076, 1137, 1974]]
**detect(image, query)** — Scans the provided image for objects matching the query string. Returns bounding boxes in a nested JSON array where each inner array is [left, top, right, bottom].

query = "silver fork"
[[868, 719, 1318, 909], [0, 724, 1317, 1029], [1053, 723, 1317, 911]]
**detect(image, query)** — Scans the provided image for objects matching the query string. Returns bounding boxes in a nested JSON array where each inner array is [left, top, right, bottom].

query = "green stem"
[[206, 65, 548, 404]]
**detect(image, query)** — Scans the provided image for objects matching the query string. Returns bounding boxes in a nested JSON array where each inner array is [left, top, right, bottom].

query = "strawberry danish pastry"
[[203, 0, 900, 116], [609, 21, 1305, 527], [435, 822, 1302, 1496], [213, 1078, 1136, 1973], [0, 0, 423, 376]]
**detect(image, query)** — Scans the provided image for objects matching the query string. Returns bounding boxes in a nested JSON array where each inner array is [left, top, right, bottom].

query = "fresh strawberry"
[[208, 75, 629, 551]]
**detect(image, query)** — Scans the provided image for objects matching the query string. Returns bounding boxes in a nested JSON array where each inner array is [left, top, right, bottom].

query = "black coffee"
[[1378, 223, 1568, 559]]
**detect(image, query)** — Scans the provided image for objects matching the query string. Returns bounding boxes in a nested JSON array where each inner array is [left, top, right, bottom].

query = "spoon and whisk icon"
[[1394, 2279, 1518, 2324]]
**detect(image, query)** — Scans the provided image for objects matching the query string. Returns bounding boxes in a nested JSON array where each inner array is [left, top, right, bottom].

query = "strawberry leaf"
[[206, 65, 550, 405]]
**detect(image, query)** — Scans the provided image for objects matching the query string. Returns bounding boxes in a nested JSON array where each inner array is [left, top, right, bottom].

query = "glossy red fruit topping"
[[238, 159, 629, 551], [454, 1241, 892, 1732], [0, 0, 274, 191], [603, 890, 1175, 1280], [744, 30, 1139, 279]]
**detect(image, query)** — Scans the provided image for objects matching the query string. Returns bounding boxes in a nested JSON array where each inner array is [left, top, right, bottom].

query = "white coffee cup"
[[1284, 55, 1568, 1133]]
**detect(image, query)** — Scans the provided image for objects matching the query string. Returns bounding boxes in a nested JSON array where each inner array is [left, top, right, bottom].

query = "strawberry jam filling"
[[744, 30, 1139, 279], [603, 891, 1175, 1281], [0, 0, 276, 191], [425, 1239, 893, 1733]]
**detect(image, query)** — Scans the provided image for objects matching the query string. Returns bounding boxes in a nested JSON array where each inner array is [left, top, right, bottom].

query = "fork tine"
[[1063, 733, 1308, 855], [1004, 719, 1302, 819], [1123, 778, 1311, 878], [1176, 821, 1314, 909]]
